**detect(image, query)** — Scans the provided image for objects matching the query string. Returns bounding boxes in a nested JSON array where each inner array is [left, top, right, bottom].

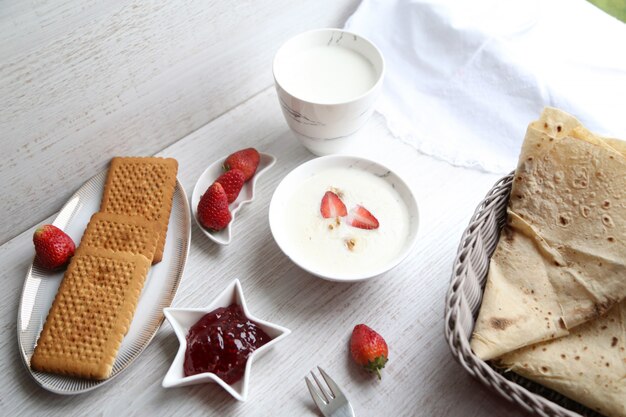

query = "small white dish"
[[269, 155, 419, 282], [191, 153, 276, 245], [162, 279, 290, 401]]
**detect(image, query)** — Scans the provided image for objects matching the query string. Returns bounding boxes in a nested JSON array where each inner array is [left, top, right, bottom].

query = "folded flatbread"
[[471, 108, 626, 360], [498, 300, 626, 417]]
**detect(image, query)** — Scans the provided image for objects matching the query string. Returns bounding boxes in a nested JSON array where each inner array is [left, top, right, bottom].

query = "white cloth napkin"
[[344, 0, 626, 173]]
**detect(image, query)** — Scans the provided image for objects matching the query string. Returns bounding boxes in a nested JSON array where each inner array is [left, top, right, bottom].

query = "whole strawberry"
[[223, 148, 260, 182], [350, 324, 388, 379], [215, 169, 246, 203], [33, 225, 75, 270], [197, 182, 232, 231]]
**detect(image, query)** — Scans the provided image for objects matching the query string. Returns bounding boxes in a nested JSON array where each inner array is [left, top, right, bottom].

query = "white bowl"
[[191, 153, 276, 245], [162, 279, 291, 401], [273, 28, 385, 155], [268, 155, 419, 282]]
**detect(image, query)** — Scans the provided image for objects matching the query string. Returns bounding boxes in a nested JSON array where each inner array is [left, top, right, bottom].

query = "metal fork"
[[305, 367, 355, 417]]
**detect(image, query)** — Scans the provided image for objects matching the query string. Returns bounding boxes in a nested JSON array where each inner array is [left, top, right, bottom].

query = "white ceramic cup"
[[273, 28, 385, 156]]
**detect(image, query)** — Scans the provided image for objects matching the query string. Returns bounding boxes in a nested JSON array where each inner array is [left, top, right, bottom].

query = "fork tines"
[[305, 366, 351, 417]]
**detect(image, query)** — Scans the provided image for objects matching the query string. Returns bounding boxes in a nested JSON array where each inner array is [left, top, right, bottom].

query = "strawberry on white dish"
[[320, 191, 347, 219], [346, 205, 379, 230]]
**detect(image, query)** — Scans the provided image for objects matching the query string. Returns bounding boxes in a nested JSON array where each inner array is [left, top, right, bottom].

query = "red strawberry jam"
[[183, 304, 271, 384]]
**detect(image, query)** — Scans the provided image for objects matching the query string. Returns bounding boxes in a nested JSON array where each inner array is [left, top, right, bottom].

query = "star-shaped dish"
[[162, 279, 291, 401]]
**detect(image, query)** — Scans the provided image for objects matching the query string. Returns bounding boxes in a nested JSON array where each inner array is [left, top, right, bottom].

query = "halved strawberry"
[[346, 205, 379, 229], [320, 191, 347, 218]]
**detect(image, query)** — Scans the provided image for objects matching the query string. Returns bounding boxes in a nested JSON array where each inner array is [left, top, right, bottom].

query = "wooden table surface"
[[0, 87, 530, 416]]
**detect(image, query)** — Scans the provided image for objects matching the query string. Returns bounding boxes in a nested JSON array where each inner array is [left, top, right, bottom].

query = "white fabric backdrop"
[[345, 0, 626, 173]]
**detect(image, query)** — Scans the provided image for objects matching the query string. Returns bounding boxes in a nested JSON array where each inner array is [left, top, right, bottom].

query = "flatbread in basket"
[[498, 299, 625, 417], [469, 108, 626, 416]]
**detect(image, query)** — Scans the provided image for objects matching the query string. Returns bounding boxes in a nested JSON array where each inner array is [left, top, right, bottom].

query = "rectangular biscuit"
[[99, 157, 178, 264], [80, 212, 159, 262], [30, 247, 151, 380]]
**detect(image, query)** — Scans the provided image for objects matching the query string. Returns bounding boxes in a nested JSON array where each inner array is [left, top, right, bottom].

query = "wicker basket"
[[444, 173, 603, 417]]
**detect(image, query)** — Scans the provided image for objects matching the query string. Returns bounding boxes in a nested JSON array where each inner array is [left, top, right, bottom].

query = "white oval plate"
[[17, 170, 191, 394], [191, 153, 276, 245]]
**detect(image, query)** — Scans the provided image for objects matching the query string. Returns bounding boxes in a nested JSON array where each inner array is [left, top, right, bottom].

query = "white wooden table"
[[1, 1, 535, 415], [0, 87, 531, 416]]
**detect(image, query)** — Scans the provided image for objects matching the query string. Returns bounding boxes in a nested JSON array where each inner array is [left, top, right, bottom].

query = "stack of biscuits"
[[30, 157, 178, 380]]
